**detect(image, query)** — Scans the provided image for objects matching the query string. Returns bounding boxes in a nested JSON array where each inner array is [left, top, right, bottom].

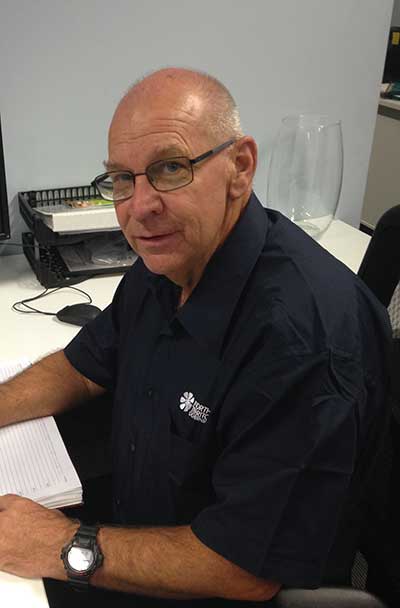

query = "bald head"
[[111, 67, 243, 145], [106, 67, 257, 300]]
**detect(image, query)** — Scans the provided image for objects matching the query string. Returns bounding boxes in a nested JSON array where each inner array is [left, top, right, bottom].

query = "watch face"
[[68, 546, 95, 573]]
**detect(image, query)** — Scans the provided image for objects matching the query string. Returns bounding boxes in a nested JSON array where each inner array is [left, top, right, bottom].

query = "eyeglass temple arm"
[[191, 138, 236, 165]]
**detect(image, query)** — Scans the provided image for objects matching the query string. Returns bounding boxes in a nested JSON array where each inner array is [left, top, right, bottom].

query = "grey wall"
[[0, 0, 393, 254], [392, 0, 400, 24]]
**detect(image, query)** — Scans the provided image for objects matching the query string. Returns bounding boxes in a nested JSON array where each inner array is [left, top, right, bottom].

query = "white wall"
[[0, 0, 393, 254]]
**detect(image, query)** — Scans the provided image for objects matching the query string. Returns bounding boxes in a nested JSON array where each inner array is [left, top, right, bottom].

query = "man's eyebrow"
[[150, 145, 189, 159], [103, 146, 190, 172], [103, 160, 126, 171]]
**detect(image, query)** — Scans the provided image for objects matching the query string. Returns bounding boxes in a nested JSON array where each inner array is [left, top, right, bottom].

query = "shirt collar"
[[173, 191, 269, 358]]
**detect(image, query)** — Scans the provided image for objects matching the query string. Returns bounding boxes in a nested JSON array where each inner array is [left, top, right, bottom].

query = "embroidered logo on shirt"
[[179, 392, 210, 424]]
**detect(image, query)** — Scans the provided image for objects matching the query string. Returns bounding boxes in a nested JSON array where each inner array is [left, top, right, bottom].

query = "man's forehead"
[[108, 121, 198, 158], [108, 102, 210, 164], [128, 76, 204, 114], [111, 85, 205, 134]]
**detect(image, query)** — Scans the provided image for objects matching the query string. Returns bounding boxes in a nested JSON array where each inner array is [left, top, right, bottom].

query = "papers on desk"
[[0, 359, 82, 508], [0, 572, 49, 608]]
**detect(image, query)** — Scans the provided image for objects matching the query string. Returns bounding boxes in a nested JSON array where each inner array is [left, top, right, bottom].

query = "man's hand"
[[0, 494, 77, 579]]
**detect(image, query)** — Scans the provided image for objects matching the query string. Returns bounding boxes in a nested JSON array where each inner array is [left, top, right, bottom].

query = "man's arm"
[[0, 350, 105, 427], [91, 523, 281, 601], [0, 495, 280, 602]]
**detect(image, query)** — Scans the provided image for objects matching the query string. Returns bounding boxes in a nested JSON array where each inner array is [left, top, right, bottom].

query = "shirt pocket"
[[168, 431, 216, 522]]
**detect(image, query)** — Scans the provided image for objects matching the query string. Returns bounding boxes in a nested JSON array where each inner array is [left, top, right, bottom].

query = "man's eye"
[[113, 173, 131, 183], [162, 161, 185, 173]]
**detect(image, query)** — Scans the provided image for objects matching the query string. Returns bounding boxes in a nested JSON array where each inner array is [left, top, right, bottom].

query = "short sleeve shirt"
[[64, 193, 391, 588]]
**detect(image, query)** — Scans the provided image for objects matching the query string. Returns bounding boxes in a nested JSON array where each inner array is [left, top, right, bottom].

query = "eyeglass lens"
[[97, 157, 193, 201], [99, 173, 132, 201], [147, 158, 192, 190]]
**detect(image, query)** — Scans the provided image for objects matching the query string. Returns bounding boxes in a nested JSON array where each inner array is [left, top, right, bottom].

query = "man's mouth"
[[135, 232, 179, 246]]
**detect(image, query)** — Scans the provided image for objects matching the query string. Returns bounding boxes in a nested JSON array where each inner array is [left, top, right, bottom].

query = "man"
[[0, 68, 392, 606]]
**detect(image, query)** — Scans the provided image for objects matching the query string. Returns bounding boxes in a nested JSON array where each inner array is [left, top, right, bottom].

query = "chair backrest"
[[358, 204, 400, 309], [388, 283, 400, 338], [271, 210, 396, 607], [356, 205, 400, 607]]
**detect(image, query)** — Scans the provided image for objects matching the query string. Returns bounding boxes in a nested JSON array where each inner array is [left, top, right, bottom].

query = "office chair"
[[358, 204, 400, 309], [357, 204, 400, 608], [358, 204, 400, 442], [267, 209, 400, 608]]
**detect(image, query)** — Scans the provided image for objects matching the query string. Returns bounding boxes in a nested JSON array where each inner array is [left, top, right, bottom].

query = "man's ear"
[[228, 136, 258, 200]]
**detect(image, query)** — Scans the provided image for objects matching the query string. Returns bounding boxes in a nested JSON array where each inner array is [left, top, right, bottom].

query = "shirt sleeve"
[[191, 347, 364, 588], [63, 302, 118, 390], [63, 264, 139, 391]]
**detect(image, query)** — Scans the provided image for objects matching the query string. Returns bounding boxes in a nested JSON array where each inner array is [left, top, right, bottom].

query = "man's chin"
[[140, 252, 182, 280]]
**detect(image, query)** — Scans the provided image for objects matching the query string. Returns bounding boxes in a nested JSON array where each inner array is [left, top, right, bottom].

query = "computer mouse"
[[56, 303, 102, 326]]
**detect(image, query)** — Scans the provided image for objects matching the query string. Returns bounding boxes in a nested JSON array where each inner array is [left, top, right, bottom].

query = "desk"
[[318, 219, 370, 273], [0, 262, 122, 607], [0, 218, 371, 607], [0, 257, 123, 361]]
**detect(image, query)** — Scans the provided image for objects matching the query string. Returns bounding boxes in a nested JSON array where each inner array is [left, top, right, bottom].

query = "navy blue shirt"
[[64, 193, 391, 588]]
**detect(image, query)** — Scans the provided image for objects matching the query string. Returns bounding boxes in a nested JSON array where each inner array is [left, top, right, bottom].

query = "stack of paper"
[[34, 202, 119, 233], [0, 360, 82, 508]]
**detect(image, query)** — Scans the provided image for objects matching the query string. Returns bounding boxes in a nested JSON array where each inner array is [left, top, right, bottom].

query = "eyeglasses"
[[92, 138, 236, 203]]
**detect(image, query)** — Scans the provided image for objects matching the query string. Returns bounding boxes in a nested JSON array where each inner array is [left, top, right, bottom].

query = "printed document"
[[0, 358, 82, 507]]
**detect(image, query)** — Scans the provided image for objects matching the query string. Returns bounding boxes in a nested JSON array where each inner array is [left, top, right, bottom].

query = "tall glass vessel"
[[267, 114, 343, 240]]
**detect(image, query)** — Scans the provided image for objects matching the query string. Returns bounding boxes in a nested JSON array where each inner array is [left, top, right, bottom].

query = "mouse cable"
[[12, 285, 93, 316]]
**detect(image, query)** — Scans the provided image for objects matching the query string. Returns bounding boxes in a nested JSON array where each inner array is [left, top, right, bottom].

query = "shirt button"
[[130, 441, 136, 453], [115, 497, 121, 507], [147, 388, 153, 398]]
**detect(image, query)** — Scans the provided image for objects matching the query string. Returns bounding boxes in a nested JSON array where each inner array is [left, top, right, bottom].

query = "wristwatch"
[[60, 523, 104, 591]]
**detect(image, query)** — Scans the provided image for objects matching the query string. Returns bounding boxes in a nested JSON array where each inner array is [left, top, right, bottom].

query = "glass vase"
[[267, 114, 343, 240]]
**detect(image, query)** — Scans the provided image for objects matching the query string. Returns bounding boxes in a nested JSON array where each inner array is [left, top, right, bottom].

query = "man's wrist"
[[60, 522, 104, 590], [50, 518, 80, 581]]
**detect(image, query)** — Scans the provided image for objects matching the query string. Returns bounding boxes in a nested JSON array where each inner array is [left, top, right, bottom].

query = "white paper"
[[0, 359, 82, 508], [0, 358, 32, 382], [34, 203, 118, 232], [0, 572, 49, 607], [0, 417, 82, 507], [0, 359, 54, 606]]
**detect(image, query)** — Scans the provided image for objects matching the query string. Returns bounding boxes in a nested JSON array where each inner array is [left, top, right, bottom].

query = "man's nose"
[[126, 174, 163, 221]]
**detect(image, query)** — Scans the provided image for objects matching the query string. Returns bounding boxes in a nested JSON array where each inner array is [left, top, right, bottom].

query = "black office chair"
[[357, 204, 400, 608], [269, 208, 400, 608], [358, 204, 400, 308]]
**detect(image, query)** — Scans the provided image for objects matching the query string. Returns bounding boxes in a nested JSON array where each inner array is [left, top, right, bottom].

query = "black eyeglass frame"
[[92, 138, 236, 203]]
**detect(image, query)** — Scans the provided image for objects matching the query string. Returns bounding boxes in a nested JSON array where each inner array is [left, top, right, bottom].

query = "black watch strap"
[[68, 572, 92, 591], [61, 522, 104, 592], [76, 523, 100, 544]]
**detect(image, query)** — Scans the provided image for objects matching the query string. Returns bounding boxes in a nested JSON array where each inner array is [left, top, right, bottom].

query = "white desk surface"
[[318, 218, 370, 273], [0, 218, 370, 607], [0, 259, 122, 362]]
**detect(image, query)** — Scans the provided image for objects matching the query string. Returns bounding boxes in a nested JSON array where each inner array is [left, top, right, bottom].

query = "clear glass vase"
[[267, 114, 343, 240]]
